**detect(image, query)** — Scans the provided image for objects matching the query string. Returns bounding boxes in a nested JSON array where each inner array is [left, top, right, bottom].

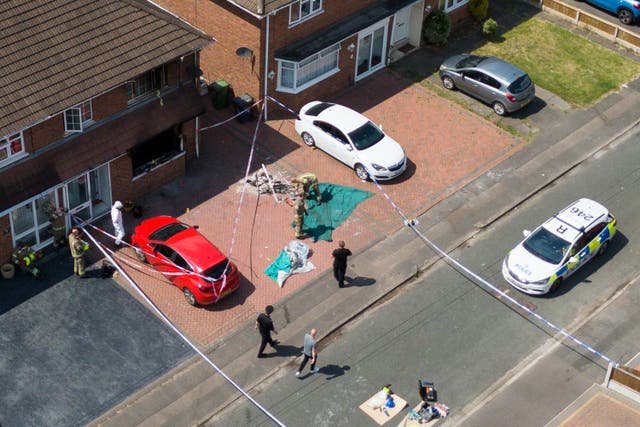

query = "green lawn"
[[474, 18, 640, 106]]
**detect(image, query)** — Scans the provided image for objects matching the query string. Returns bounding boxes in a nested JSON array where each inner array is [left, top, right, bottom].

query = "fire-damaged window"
[[130, 127, 183, 177]]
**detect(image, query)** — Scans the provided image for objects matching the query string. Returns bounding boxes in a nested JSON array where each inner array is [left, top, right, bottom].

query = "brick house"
[[155, 0, 471, 119], [0, 0, 214, 263]]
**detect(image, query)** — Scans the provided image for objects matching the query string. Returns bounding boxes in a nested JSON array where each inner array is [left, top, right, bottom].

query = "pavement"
[[2, 1, 640, 426]]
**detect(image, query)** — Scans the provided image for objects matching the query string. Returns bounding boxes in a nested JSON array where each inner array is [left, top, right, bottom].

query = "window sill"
[[132, 150, 184, 181], [277, 67, 340, 94]]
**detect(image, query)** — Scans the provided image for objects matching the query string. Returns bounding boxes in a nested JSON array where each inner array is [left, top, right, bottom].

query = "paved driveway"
[[0, 254, 193, 426], [111, 68, 524, 348]]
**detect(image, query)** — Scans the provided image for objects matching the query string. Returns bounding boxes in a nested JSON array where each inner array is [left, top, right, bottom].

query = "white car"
[[502, 198, 617, 295], [294, 102, 406, 181]]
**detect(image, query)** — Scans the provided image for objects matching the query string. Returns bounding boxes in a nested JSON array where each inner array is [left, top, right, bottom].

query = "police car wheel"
[[549, 277, 562, 294], [183, 288, 197, 306], [597, 241, 609, 256]]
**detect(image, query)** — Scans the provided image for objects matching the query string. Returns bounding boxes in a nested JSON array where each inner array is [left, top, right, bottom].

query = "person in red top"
[[332, 240, 352, 288]]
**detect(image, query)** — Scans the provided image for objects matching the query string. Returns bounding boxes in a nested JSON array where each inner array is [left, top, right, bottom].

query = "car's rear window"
[[305, 102, 334, 117], [523, 228, 572, 265], [149, 223, 190, 241], [348, 121, 385, 150], [456, 55, 488, 68], [507, 74, 532, 94], [202, 258, 231, 281]]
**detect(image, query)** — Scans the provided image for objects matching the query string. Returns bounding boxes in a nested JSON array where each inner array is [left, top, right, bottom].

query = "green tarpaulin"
[[292, 183, 373, 242]]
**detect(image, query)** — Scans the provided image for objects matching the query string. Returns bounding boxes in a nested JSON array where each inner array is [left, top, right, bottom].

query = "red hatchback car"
[[130, 216, 240, 306]]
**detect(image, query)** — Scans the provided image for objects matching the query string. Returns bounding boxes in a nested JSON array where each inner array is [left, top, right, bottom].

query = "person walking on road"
[[69, 227, 88, 277], [332, 240, 352, 288], [111, 200, 125, 246], [255, 305, 279, 358], [296, 328, 320, 377]]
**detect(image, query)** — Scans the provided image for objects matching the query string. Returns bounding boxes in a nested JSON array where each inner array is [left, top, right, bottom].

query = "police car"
[[502, 198, 617, 295]]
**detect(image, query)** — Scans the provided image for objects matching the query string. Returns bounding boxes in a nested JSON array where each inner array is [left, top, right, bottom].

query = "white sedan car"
[[502, 198, 617, 295], [294, 102, 406, 181]]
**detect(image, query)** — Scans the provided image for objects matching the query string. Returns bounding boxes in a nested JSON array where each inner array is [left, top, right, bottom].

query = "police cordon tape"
[[72, 217, 287, 427], [75, 218, 234, 300]]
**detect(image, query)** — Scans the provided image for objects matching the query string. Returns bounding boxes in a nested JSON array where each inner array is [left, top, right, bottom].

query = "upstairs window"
[[126, 66, 167, 101], [289, 0, 322, 26], [64, 100, 93, 133], [444, 0, 469, 12], [278, 44, 340, 93], [0, 132, 25, 167]]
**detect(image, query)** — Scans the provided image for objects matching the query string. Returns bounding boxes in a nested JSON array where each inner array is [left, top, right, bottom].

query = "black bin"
[[233, 94, 254, 123]]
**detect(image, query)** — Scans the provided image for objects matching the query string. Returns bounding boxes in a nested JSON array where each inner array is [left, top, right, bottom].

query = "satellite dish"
[[235, 47, 253, 58]]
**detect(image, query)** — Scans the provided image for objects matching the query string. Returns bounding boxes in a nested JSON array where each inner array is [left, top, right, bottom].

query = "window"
[[10, 191, 57, 249], [130, 128, 182, 177], [0, 132, 25, 166], [444, 0, 469, 12], [278, 44, 340, 93], [64, 101, 93, 133], [126, 66, 167, 101], [289, 0, 322, 25]]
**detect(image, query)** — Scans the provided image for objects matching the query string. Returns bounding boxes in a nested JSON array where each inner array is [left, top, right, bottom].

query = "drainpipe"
[[195, 116, 200, 158], [263, 13, 271, 120]]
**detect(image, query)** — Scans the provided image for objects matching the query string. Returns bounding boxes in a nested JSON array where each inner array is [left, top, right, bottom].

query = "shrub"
[[469, 0, 489, 22], [482, 18, 498, 37], [422, 10, 452, 45]]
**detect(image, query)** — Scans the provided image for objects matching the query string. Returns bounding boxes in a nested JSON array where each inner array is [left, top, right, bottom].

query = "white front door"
[[392, 7, 411, 45], [356, 21, 388, 80]]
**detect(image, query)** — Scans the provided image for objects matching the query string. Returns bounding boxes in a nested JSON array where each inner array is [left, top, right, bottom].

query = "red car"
[[130, 216, 240, 306]]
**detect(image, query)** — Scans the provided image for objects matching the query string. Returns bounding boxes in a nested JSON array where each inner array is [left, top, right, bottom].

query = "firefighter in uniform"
[[69, 227, 89, 277], [292, 173, 322, 205], [292, 192, 308, 239]]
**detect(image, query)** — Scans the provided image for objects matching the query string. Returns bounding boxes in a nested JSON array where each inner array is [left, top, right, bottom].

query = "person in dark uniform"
[[332, 240, 352, 288], [255, 305, 279, 358]]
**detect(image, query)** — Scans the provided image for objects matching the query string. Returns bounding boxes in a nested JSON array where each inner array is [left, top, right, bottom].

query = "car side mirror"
[[569, 256, 578, 263], [346, 145, 353, 151], [193, 225, 199, 229], [378, 124, 383, 131], [522, 229, 531, 237]]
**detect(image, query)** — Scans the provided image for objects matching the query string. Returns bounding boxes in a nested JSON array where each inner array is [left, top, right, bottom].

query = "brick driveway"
[[113, 69, 523, 347]]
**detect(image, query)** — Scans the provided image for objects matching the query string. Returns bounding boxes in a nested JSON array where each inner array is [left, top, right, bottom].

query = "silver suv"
[[439, 54, 536, 116]]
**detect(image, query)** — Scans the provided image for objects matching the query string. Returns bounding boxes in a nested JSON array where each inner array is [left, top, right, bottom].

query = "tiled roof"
[[0, 0, 214, 137]]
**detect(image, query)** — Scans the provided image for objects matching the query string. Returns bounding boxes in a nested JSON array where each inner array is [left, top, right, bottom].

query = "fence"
[[536, 0, 640, 53]]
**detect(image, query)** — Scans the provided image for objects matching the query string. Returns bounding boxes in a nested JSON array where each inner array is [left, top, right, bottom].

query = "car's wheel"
[[597, 240, 609, 256], [618, 8, 634, 25], [354, 164, 370, 181], [549, 277, 563, 294], [492, 101, 506, 116], [442, 76, 456, 90], [134, 245, 147, 263], [301, 132, 315, 147], [183, 288, 198, 306]]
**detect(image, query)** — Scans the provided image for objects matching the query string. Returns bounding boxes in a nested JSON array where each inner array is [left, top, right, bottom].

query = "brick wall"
[[181, 119, 197, 161], [154, 0, 262, 103], [0, 215, 12, 264], [109, 153, 186, 204], [28, 115, 64, 152], [92, 87, 128, 121]]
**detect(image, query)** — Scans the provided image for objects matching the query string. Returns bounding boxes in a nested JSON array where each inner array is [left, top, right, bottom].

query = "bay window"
[[278, 44, 340, 93]]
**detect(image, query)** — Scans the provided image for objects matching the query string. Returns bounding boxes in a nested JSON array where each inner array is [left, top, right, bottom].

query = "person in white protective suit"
[[111, 201, 125, 246]]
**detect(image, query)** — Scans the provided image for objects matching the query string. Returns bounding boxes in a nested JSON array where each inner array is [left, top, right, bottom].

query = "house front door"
[[392, 6, 411, 45], [356, 22, 387, 81]]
